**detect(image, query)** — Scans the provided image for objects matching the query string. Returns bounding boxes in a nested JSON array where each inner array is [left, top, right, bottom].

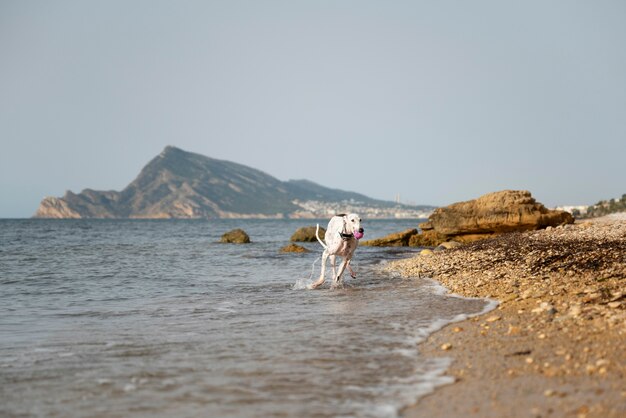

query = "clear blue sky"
[[1, 1, 625, 218]]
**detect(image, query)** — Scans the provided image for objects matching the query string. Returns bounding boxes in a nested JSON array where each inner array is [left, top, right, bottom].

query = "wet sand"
[[389, 214, 626, 418]]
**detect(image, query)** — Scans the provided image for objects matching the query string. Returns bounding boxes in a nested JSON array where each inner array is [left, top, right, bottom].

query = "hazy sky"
[[1, 1, 625, 217]]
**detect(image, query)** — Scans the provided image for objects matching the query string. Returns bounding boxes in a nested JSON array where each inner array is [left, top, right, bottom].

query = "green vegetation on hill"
[[585, 194, 626, 218]]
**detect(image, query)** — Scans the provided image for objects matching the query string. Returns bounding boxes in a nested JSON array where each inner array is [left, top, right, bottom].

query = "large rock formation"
[[34, 146, 429, 219], [413, 190, 574, 245], [361, 229, 418, 247]]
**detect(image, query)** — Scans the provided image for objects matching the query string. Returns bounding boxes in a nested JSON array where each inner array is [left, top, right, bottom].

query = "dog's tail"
[[315, 224, 327, 250]]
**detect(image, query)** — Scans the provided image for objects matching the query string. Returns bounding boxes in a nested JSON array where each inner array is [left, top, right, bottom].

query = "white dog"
[[309, 213, 364, 289]]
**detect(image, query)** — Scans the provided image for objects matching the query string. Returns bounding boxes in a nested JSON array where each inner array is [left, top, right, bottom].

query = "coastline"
[[390, 214, 626, 418]]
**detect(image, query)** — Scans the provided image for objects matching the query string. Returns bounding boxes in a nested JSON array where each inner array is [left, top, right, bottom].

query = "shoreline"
[[389, 214, 626, 418]]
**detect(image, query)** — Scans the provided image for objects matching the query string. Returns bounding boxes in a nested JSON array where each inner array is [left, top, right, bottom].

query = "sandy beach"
[[390, 214, 626, 418]]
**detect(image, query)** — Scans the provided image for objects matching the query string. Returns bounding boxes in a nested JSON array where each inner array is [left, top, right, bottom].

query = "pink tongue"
[[353, 231, 364, 240]]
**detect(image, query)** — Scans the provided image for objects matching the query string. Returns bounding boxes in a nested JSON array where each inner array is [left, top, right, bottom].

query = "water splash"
[[292, 256, 319, 290]]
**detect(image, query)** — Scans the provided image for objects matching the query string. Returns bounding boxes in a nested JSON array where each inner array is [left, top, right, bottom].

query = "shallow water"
[[0, 219, 491, 417]]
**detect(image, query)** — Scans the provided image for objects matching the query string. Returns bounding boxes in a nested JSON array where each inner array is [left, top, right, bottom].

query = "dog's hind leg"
[[309, 250, 328, 289]]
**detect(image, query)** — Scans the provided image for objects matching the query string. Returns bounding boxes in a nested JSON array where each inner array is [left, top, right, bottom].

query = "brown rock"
[[290, 226, 325, 242], [434, 240, 464, 252], [416, 190, 573, 245], [409, 231, 449, 247], [360, 228, 418, 246], [280, 243, 310, 253], [220, 229, 251, 243]]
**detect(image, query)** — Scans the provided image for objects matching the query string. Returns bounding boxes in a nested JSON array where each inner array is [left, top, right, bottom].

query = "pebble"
[[507, 325, 521, 335], [441, 343, 453, 351], [531, 302, 555, 314], [486, 315, 501, 322], [568, 304, 583, 317]]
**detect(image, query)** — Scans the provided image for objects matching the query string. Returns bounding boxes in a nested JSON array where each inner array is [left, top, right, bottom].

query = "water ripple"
[[0, 219, 490, 418]]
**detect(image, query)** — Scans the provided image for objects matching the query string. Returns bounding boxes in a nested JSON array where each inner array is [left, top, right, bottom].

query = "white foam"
[[424, 277, 500, 310], [409, 279, 499, 347], [292, 277, 313, 290], [96, 378, 112, 386], [292, 256, 320, 290], [392, 347, 419, 358], [343, 357, 456, 418], [365, 403, 397, 418], [391, 277, 499, 415]]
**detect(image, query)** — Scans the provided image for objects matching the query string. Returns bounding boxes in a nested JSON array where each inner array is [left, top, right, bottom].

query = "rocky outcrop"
[[408, 231, 449, 247], [412, 190, 574, 246], [220, 229, 251, 244], [280, 243, 310, 253], [35, 190, 121, 219], [290, 226, 326, 242], [361, 229, 418, 247], [34, 196, 83, 218]]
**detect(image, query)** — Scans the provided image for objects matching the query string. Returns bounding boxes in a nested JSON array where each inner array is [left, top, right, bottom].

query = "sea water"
[[0, 219, 492, 418]]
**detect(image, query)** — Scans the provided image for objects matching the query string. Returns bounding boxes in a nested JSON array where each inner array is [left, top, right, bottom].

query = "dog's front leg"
[[329, 255, 337, 285], [333, 257, 349, 287], [347, 259, 356, 278]]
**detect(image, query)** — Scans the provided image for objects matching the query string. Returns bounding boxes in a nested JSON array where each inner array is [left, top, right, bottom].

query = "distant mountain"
[[34, 146, 433, 219]]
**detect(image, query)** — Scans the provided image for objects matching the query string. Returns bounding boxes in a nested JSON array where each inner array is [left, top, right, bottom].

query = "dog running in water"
[[308, 213, 364, 289]]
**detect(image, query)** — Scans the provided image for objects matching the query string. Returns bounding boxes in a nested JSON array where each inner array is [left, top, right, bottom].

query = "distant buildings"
[[291, 200, 433, 219], [555, 205, 588, 216]]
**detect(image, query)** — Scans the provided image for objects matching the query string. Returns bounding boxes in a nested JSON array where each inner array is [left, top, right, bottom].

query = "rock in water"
[[280, 243, 310, 253], [414, 190, 573, 245], [220, 229, 251, 244], [290, 226, 325, 242]]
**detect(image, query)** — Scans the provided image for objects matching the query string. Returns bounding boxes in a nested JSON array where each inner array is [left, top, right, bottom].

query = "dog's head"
[[345, 213, 364, 239]]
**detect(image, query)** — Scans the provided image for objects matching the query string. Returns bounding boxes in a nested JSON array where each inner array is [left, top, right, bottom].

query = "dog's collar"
[[339, 215, 354, 240]]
